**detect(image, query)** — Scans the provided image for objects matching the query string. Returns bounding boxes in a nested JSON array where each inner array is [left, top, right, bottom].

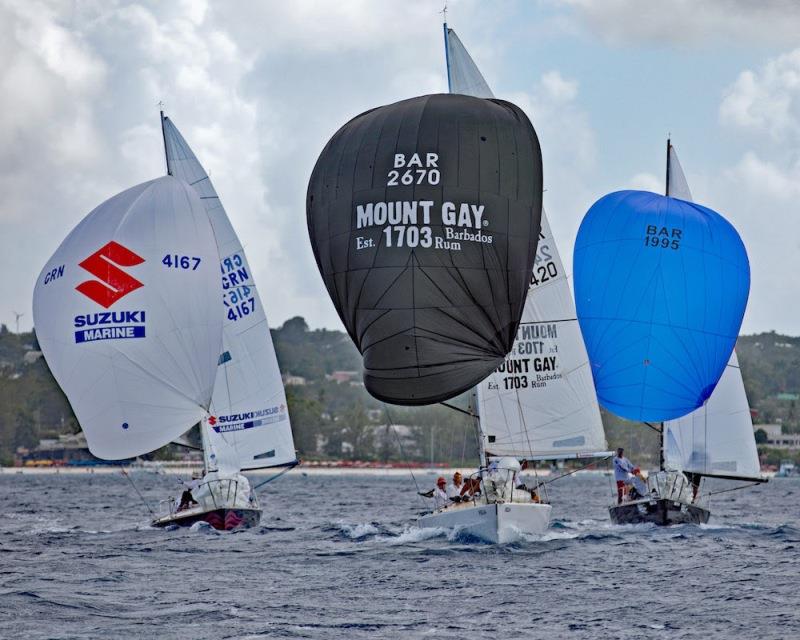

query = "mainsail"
[[663, 143, 762, 480], [446, 24, 607, 460], [477, 214, 608, 459], [33, 177, 223, 459], [161, 115, 297, 470]]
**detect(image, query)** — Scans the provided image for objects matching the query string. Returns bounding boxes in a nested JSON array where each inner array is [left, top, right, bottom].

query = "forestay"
[[33, 177, 222, 459], [447, 25, 607, 459], [663, 144, 761, 480], [161, 115, 296, 470], [477, 214, 608, 459]]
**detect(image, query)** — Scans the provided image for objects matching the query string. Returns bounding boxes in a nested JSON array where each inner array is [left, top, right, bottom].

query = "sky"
[[2, 0, 800, 336]]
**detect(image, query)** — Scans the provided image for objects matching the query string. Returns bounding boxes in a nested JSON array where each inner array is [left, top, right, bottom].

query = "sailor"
[[447, 472, 464, 502], [613, 447, 636, 504], [432, 476, 450, 509], [460, 476, 481, 498], [418, 476, 451, 509], [684, 471, 701, 502], [514, 459, 542, 503], [177, 474, 201, 511]]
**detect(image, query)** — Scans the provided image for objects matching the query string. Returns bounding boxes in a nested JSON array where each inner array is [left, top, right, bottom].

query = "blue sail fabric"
[[573, 190, 750, 422]]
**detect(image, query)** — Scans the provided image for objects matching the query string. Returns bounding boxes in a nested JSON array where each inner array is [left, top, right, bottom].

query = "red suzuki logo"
[[76, 241, 145, 308], [208, 416, 217, 425]]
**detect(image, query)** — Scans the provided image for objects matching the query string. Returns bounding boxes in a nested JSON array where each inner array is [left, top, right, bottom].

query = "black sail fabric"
[[307, 94, 543, 405]]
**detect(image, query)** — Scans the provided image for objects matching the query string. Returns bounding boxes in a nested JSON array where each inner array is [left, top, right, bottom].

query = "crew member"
[[515, 459, 542, 503], [433, 476, 449, 510], [178, 476, 200, 511], [613, 447, 636, 504], [684, 471, 701, 502], [447, 472, 464, 502]]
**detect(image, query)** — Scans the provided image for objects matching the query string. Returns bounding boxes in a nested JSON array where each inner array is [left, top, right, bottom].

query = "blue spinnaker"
[[573, 190, 750, 422]]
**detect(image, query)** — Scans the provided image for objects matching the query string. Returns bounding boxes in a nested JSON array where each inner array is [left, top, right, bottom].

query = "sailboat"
[[33, 176, 227, 517], [417, 22, 611, 543], [151, 113, 299, 529], [608, 141, 765, 526]]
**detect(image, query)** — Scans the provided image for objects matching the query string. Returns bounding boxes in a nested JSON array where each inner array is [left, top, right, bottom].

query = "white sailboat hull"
[[418, 502, 551, 544]]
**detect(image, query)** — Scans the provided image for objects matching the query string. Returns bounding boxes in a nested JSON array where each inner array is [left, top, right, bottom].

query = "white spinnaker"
[[663, 146, 761, 480], [477, 214, 607, 458], [33, 177, 222, 459], [447, 25, 607, 459], [161, 115, 296, 470]]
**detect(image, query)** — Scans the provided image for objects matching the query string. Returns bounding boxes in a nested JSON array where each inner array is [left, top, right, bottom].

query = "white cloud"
[[720, 49, 800, 141], [627, 172, 663, 193], [726, 151, 800, 200], [504, 71, 598, 275], [562, 0, 800, 47], [540, 70, 578, 103]]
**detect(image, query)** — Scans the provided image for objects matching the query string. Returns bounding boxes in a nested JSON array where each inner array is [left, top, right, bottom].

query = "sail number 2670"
[[162, 255, 201, 270], [388, 153, 440, 186]]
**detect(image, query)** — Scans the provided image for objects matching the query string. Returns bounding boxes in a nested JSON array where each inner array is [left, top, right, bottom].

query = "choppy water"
[[0, 471, 798, 639]]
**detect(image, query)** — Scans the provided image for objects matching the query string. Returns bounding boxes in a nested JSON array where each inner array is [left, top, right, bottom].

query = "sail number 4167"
[[162, 255, 201, 270]]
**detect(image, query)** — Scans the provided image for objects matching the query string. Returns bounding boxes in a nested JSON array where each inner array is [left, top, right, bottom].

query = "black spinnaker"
[[307, 93, 543, 405]]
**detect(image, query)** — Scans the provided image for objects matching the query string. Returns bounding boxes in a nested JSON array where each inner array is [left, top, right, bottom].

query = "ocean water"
[[1, 471, 798, 639]]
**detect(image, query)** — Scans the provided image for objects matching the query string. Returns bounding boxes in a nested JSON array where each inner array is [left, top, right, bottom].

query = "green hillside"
[[2, 320, 799, 467]]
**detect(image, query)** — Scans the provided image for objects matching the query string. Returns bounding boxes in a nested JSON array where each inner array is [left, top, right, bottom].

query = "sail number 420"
[[162, 255, 201, 270]]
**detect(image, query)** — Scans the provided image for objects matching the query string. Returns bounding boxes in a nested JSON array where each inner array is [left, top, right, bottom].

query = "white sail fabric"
[[477, 213, 608, 459], [173, 424, 202, 450], [663, 147, 760, 479], [447, 24, 607, 459], [445, 26, 493, 98], [664, 352, 761, 479], [667, 143, 693, 201], [161, 115, 296, 469], [201, 416, 241, 476], [33, 177, 222, 459]]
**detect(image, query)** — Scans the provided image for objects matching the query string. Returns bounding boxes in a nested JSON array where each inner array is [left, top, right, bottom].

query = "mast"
[[665, 138, 671, 197], [471, 389, 486, 468], [199, 417, 211, 475], [160, 110, 172, 176], [442, 19, 452, 93], [661, 140, 669, 469]]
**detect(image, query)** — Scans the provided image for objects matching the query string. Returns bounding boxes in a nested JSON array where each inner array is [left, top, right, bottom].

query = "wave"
[[335, 521, 382, 540]]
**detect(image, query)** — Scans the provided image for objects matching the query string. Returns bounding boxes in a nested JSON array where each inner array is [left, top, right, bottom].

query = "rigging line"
[[642, 421, 663, 434], [532, 455, 613, 490], [121, 467, 155, 517], [383, 403, 426, 509], [253, 461, 299, 490], [703, 480, 763, 498], [439, 401, 474, 418]]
